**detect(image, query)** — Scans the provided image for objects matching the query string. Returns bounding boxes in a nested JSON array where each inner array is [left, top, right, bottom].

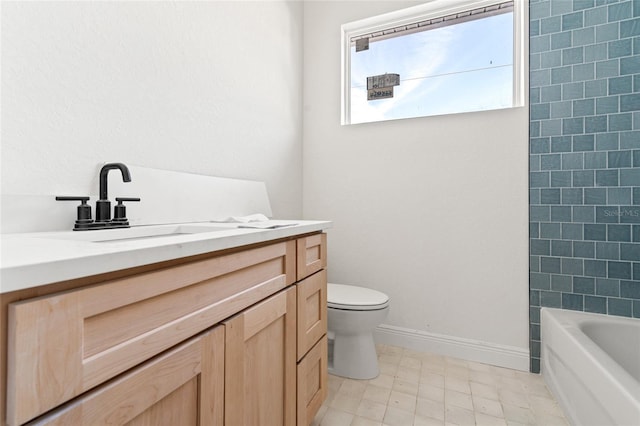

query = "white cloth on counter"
[[211, 214, 297, 229], [211, 213, 270, 223], [237, 221, 298, 229]]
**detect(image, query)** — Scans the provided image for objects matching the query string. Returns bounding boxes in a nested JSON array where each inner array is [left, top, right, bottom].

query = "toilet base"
[[328, 331, 380, 380]]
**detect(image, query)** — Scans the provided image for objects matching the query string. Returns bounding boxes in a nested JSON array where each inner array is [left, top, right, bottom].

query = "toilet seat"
[[327, 283, 390, 311]]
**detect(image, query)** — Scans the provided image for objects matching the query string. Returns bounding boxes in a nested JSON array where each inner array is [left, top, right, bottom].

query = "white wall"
[[1, 1, 303, 220], [303, 1, 530, 368], [2, 0, 531, 367]]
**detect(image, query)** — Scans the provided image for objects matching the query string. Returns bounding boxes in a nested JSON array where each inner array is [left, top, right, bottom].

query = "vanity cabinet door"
[[297, 233, 327, 281], [224, 287, 297, 426], [26, 327, 224, 426]]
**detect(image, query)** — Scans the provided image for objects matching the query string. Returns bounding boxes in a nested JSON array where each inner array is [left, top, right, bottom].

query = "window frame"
[[340, 0, 527, 125]]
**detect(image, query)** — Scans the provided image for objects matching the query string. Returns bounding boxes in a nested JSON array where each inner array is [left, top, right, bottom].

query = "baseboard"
[[374, 324, 530, 372]]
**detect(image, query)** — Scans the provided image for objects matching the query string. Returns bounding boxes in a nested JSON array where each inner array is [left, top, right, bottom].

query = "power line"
[[351, 63, 512, 89]]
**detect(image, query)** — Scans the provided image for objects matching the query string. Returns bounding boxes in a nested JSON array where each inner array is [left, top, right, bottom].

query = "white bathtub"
[[541, 308, 640, 426]]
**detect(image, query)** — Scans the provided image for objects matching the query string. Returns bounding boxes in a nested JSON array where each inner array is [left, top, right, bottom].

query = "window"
[[341, 0, 526, 125]]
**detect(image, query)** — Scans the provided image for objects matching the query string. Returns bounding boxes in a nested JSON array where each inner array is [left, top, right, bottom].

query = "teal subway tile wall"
[[529, 0, 640, 373]]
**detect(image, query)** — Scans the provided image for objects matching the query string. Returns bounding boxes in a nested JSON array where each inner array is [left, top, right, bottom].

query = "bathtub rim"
[[540, 307, 640, 426]]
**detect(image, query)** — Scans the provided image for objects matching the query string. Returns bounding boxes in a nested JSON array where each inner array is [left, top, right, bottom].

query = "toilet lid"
[[327, 283, 390, 311]]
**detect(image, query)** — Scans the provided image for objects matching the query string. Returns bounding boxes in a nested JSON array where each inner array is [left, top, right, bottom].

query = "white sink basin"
[[41, 224, 235, 243]]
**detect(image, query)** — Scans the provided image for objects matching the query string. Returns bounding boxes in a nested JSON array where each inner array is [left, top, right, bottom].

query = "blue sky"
[[350, 12, 514, 123]]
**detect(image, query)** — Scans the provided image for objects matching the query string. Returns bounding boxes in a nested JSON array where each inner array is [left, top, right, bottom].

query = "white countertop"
[[0, 220, 331, 294]]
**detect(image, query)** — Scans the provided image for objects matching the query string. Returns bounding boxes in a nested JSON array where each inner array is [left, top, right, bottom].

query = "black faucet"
[[96, 163, 131, 222], [56, 162, 140, 230]]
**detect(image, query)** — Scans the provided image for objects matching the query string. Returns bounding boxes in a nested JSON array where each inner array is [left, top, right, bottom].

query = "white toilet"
[[327, 283, 390, 380]]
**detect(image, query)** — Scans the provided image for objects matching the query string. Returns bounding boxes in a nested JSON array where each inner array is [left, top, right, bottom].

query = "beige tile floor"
[[312, 344, 568, 426]]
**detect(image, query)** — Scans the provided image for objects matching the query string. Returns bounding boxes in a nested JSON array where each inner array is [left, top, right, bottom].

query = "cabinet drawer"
[[7, 241, 295, 426], [296, 270, 327, 361], [297, 233, 327, 281], [26, 327, 224, 426], [297, 336, 328, 426]]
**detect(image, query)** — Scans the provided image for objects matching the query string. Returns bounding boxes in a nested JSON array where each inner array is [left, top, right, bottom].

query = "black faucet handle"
[[113, 197, 141, 223], [56, 196, 93, 228], [56, 196, 90, 203]]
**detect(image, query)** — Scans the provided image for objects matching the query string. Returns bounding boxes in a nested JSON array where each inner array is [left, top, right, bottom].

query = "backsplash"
[[529, 0, 640, 372], [1, 167, 272, 234]]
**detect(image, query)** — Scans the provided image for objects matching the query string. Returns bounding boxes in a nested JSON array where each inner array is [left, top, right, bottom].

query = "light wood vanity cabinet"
[[4, 233, 327, 426]]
